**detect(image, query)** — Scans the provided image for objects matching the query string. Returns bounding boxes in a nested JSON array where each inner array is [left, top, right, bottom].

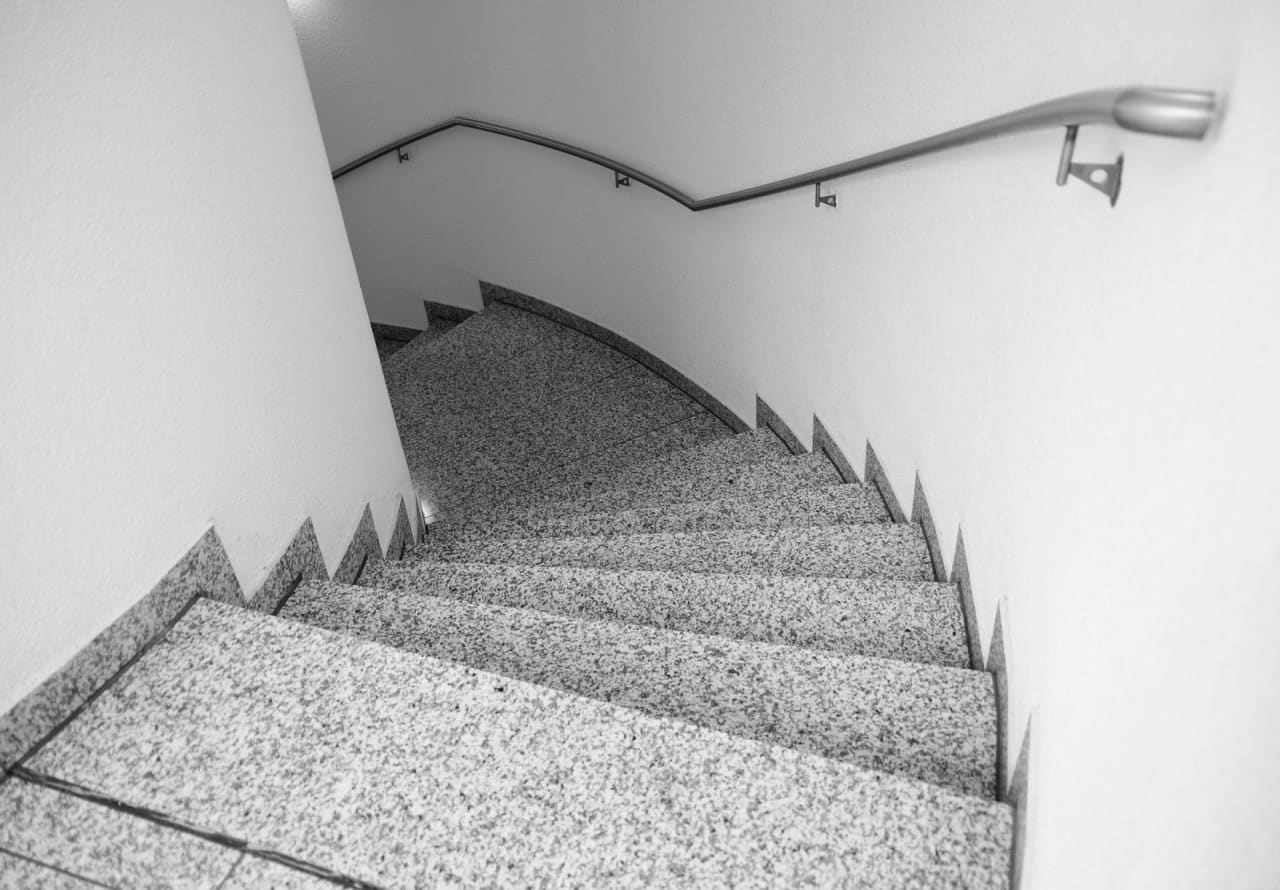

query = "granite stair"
[[7, 298, 1012, 888], [8, 600, 1011, 888], [360, 560, 971, 667], [281, 580, 995, 796], [414, 524, 935, 581]]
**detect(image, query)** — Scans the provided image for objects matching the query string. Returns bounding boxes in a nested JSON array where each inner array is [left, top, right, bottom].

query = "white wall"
[[290, 1, 1280, 886], [0, 2, 415, 719]]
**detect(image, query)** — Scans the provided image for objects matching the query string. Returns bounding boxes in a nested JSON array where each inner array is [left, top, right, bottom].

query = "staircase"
[[0, 299, 1013, 888]]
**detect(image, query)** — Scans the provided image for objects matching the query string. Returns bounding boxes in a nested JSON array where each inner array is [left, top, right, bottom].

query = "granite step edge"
[[28, 599, 1012, 888], [410, 523, 935, 583], [474, 426, 797, 516], [281, 580, 997, 798], [437, 481, 893, 542], [477, 452, 846, 525], [359, 560, 971, 668]]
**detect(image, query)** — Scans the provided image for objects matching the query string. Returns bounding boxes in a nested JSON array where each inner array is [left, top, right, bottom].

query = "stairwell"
[[1, 297, 1013, 888]]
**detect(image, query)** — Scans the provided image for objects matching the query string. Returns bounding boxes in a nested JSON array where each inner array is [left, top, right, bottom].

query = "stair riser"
[[487, 428, 793, 514], [416, 527, 935, 582], [444, 484, 890, 542], [284, 584, 997, 798], [362, 561, 969, 667]]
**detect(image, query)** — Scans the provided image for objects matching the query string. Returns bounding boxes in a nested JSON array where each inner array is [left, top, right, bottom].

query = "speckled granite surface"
[[481, 452, 843, 526], [0, 851, 98, 889], [383, 498, 415, 561], [0, 528, 244, 770], [29, 601, 1011, 888], [220, 856, 337, 889], [333, 504, 382, 583], [442, 482, 890, 542], [361, 561, 969, 667], [248, 518, 328, 613], [453, 411, 731, 516], [416, 524, 934, 581], [481, 426, 792, 516], [283, 581, 995, 796], [413, 323, 633, 417], [813, 414, 861, 483], [407, 364, 703, 517], [755, 396, 806, 455], [389, 304, 570, 427], [864, 441, 909, 524], [480, 281, 751, 433], [0, 778, 237, 888]]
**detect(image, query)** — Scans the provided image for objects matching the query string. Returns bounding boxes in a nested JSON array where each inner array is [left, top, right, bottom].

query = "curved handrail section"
[[331, 87, 1217, 211]]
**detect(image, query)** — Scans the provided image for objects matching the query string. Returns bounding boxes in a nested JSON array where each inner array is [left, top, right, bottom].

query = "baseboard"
[[370, 322, 422, 343], [0, 498, 414, 772], [1008, 716, 1032, 888], [811, 415, 860, 483], [863, 442, 909, 523], [949, 529, 986, 670], [986, 603, 1011, 798], [477, 280, 750, 433], [247, 518, 328, 613], [754, 397, 806, 454], [910, 476, 949, 583]]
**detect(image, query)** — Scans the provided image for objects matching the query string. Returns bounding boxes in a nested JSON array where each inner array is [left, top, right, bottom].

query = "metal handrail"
[[331, 87, 1217, 209]]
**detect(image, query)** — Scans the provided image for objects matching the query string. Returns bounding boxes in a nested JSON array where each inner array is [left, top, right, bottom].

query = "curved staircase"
[[3, 298, 1012, 888]]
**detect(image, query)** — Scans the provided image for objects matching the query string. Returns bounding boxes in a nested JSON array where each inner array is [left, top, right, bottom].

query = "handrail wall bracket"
[[1055, 124, 1124, 207], [814, 182, 837, 209], [615, 171, 631, 188]]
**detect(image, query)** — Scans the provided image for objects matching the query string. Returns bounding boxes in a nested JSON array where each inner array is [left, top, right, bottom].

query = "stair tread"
[[385, 303, 561, 411], [283, 580, 995, 796], [27, 599, 1010, 888], [414, 322, 635, 416], [415, 523, 935, 581], [361, 560, 969, 667], [446, 481, 891, 541], [406, 363, 703, 518], [486, 426, 793, 513], [483, 451, 844, 526], [453, 411, 733, 516]]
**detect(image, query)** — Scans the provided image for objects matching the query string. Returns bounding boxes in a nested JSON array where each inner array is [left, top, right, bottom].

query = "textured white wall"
[[290, 0, 1280, 886], [0, 2, 414, 718]]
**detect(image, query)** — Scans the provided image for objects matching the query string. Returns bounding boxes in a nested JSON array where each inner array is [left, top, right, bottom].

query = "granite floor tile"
[[482, 451, 844, 525], [0, 778, 238, 889], [442, 482, 890, 542], [0, 851, 102, 889], [282, 581, 995, 796], [0, 528, 243, 770], [29, 601, 1011, 889], [415, 524, 934, 581], [360, 561, 970, 667]]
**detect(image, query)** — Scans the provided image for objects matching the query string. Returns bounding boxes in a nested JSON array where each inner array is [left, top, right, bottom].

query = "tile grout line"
[[7, 595, 207, 773], [213, 853, 246, 890], [8, 769, 389, 890], [0, 842, 115, 888], [270, 573, 306, 617]]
